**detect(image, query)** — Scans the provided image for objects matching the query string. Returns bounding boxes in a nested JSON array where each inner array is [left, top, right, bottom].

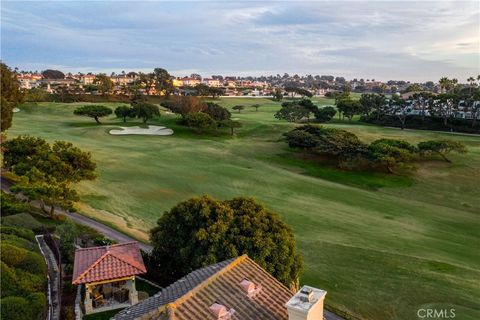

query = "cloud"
[[1, 0, 478, 81]]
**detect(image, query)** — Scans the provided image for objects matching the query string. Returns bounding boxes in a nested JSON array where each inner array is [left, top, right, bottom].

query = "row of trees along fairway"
[[74, 99, 160, 124], [275, 99, 337, 123], [161, 96, 242, 135], [144, 195, 303, 290], [283, 125, 467, 173], [329, 82, 480, 133]]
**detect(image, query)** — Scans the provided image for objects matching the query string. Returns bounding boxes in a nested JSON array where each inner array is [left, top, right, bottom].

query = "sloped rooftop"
[[113, 255, 294, 320], [72, 242, 146, 285]]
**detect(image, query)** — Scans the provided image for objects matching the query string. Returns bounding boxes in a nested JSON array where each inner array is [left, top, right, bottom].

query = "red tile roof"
[[72, 242, 146, 285], [115, 255, 294, 320]]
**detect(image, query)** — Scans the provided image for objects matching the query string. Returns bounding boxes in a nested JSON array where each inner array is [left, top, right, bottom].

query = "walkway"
[[1, 177, 152, 252], [36, 235, 61, 320]]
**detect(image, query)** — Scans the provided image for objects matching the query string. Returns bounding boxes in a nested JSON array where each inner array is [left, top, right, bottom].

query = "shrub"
[[0, 191, 30, 216], [0, 262, 18, 297], [0, 293, 46, 320], [1, 233, 36, 251], [203, 103, 231, 121], [0, 226, 35, 241], [184, 112, 216, 131], [0, 296, 31, 320], [1, 243, 46, 275], [2, 213, 42, 230], [314, 106, 336, 122]]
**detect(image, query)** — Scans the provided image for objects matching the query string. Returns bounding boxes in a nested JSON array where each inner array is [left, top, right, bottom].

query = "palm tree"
[[467, 77, 476, 94], [439, 77, 451, 93]]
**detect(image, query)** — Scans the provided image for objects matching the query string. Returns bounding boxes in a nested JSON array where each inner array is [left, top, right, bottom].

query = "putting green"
[[7, 99, 480, 319]]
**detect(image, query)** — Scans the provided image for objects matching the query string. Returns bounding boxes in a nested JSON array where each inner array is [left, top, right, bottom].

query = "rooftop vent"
[[239, 278, 262, 299], [209, 302, 236, 320], [299, 287, 314, 303]]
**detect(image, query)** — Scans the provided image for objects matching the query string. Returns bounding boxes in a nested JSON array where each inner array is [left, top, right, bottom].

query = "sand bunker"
[[109, 125, 173, 136], [13, 108, 20, 113]]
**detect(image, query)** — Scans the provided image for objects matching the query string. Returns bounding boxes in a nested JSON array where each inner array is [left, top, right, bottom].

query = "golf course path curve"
[[0, 177, 153, 252]]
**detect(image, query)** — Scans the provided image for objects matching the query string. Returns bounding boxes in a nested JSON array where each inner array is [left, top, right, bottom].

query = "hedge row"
[[360, 114, 480, 134]]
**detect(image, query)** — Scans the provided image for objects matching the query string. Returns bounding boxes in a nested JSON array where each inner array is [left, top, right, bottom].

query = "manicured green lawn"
[[8, 99, 480, 319]]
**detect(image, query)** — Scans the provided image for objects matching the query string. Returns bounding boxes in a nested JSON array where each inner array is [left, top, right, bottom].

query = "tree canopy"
[[418, 140, 467, 162], [232, 105, 245, 113], [219, 119, 242, 135], [274, 101, 309, 123], [161, 96, 206, 119], [184, 112, 216, 131], [1, 63, 23, 132], [147, 196, 303, 288], [74, 105, 113, 124], [41, 69, 64, 79], [153, 68, 175, 97], [336, 98, 362, 121], [203, 102, 231, 121], [114, 105, 135, 122], [3, 135, 96, 214], [283, 125, 466, 173], [132, 102, 160, 123], [314, 106, 336, 122], [94, 74, 114, 95]]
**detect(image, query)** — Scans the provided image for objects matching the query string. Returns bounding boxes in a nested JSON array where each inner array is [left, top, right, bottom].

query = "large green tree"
[[314, 106, 336, 122], [161, 96, 206, 119], [1, 63, 23, 132], [359, 93, 386, 118], [184, 112, 216, 132], [114, 105, 135, 122], [418, 140, 467, 162], [368, 139, 417, 173], [203, 102, 231, 121], [3, 136, 96, 215], [153, 68, 175, 97], [274, 101, 310, 123], [94, 74, 114, 95], [74, 105, 112, 124], [147, 196, 303, 288], [41, 69, 64, 79], [132, 102, 160, 123], [219, 119, 242, 136], [336, 98, 362, 121]]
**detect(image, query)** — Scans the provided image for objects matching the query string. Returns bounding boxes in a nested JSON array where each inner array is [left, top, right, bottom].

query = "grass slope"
[[8, 99, 480, 320]]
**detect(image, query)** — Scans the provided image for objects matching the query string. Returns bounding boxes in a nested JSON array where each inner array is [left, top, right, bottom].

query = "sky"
[[1, 0, 479, 82]]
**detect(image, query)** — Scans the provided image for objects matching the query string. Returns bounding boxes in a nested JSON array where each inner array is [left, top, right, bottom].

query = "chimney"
[[209, 302, 236, 320], [239, 279, 262, 299], [285, 286, 327, 320]]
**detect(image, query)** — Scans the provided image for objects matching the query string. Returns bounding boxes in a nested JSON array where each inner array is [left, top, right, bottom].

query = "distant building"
[[202, 78, 221, 87], [180, 77, 201, 86], [80, 74, 96, 85]]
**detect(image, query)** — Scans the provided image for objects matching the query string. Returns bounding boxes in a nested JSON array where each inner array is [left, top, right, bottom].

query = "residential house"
[[113, 255, 330, 320], [112, 75, 136, 86], [180, 77, 201, 86], [172, 78, 184, 87], [202, 78, 221, 87], [80, 74, 96, 85], [72, 242, 147, 315], [17, 73, 42, 89]]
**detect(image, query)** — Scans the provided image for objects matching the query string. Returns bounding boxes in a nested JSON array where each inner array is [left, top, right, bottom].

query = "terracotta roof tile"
[[113, 255, 294, 320], [72, 242, 146, 285]]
